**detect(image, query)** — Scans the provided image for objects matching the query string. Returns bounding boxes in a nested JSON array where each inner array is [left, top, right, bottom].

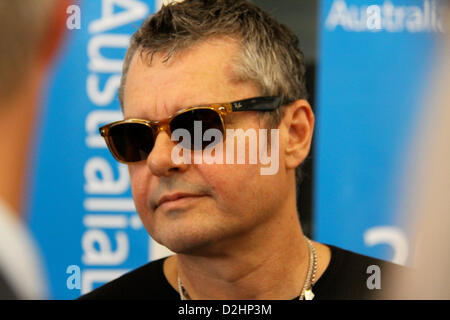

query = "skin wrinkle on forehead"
[[123, 40, 261, 121]]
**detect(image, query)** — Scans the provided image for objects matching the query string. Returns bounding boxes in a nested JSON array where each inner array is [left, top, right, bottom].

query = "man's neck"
[[163, 191, 317, 299]]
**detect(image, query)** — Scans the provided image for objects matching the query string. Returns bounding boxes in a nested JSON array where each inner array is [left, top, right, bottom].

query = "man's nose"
[[147, 130, 189, 177]]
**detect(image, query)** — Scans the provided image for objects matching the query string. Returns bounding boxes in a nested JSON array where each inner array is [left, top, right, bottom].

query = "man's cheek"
[[129, 173, 147, 208]]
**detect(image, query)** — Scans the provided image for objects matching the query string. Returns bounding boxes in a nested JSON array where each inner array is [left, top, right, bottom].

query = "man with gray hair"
[[0, 0, 68, 299], [81, 0, 406, 300]]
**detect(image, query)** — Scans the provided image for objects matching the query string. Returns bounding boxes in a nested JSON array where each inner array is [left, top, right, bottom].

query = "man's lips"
[[156, 193, 206, 209]]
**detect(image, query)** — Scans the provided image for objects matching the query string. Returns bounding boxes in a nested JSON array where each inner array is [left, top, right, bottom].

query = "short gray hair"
[[0, 0, 56, 101], [119, 0, 308, 182]]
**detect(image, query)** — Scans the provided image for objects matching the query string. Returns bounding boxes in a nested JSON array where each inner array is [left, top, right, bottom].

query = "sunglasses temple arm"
[[231, 96, 282, 112]]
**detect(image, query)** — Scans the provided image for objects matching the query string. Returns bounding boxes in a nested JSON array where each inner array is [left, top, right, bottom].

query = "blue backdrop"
[[27, 0, 170, 300], [315, 0, 441, 264], [27, 0, 442, 299]]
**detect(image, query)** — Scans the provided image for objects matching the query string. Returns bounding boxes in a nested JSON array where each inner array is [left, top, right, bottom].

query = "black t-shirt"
[[78, 244, 407, 300]]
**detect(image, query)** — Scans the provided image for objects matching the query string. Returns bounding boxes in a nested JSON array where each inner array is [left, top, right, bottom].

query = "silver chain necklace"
[[177, 236, 317, 300]]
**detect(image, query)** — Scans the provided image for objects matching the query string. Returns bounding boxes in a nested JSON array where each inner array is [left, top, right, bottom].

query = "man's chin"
[[153, 232, 219, 256]]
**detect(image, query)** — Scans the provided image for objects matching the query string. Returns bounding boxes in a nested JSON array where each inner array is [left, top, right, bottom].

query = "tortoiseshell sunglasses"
[[99, 96, 282, 163]]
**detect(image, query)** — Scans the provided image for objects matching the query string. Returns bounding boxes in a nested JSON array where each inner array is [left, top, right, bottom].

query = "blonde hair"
[[0, 0, 56, 100], [390, 6, 450, 299]]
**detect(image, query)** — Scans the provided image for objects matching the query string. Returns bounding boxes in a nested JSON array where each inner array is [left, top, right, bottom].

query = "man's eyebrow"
[[123, 100, 236, 121], [182, 101, 221, 107], [123, 115, 150, 121]]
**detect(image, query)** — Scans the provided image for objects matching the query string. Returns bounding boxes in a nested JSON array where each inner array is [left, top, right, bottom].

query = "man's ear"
[[282, 99, 315, 170], [37, 0, 72, 68]]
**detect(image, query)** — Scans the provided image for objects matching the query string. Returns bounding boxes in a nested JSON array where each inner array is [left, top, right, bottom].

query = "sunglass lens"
[[108, 123, 154, 162], [170, 109, 223, 150]]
